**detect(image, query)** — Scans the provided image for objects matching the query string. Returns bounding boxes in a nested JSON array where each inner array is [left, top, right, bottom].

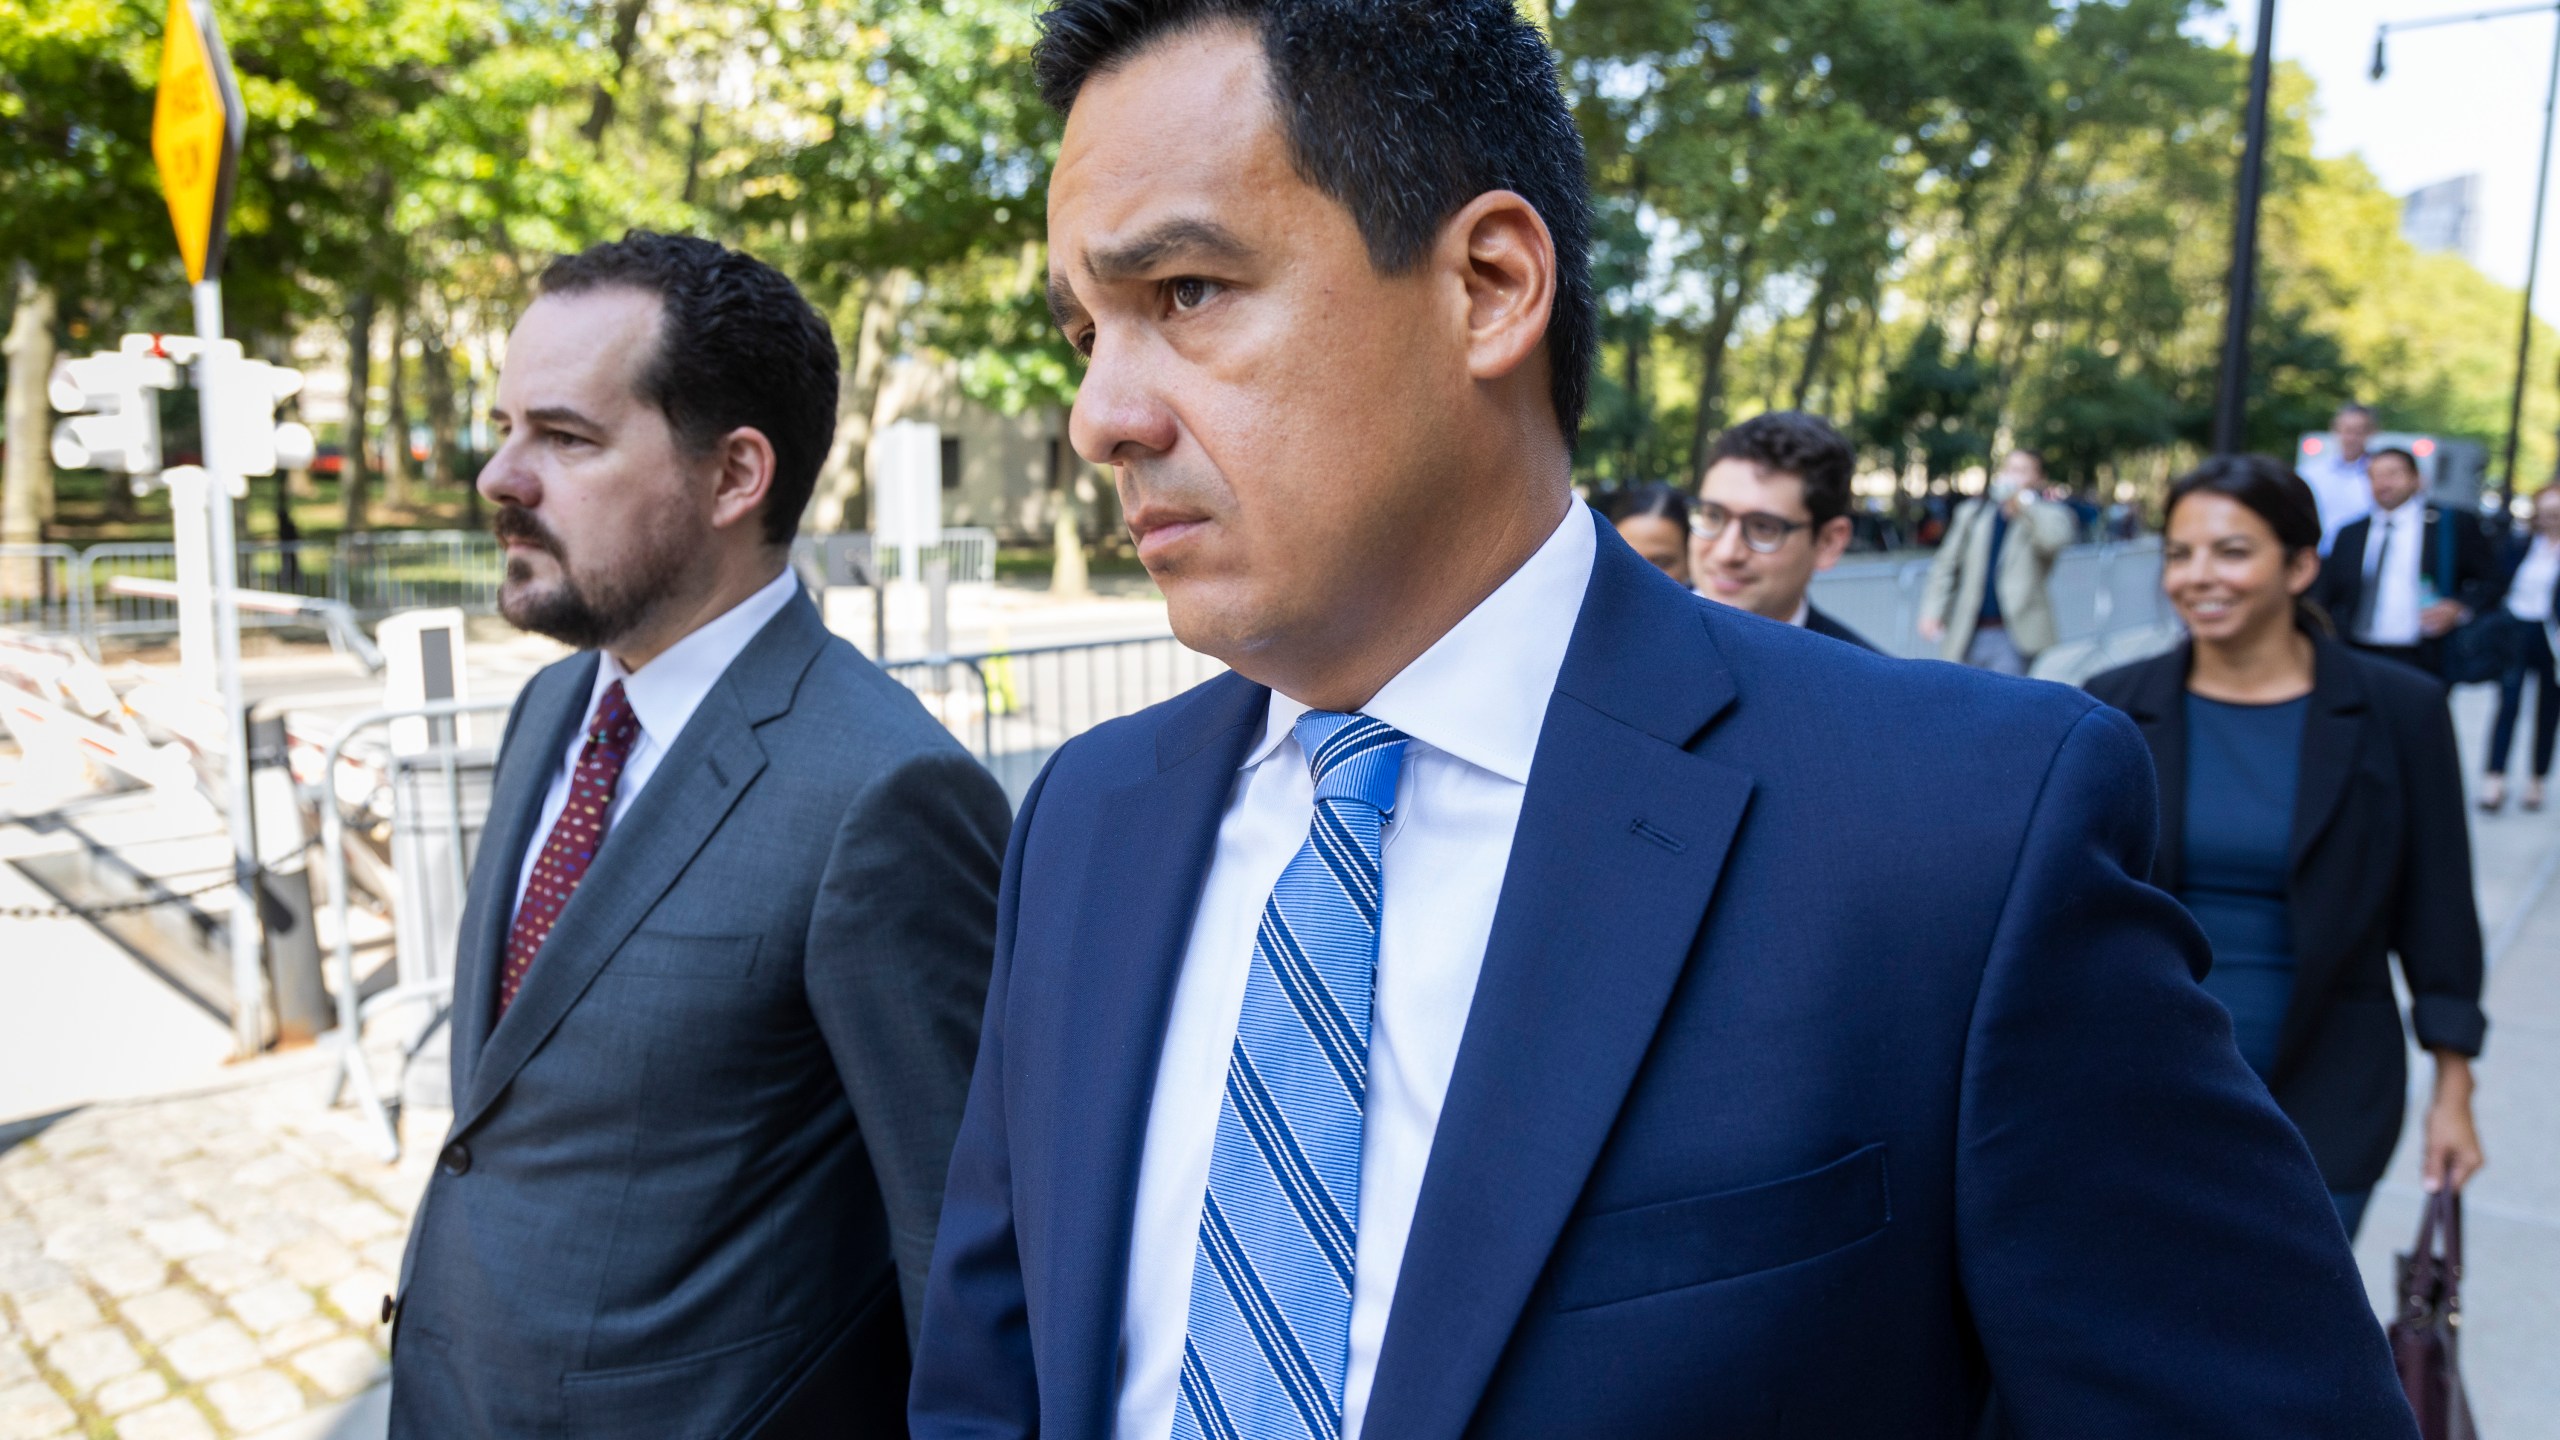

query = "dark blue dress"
[[2179, 694, 2310, 1077]]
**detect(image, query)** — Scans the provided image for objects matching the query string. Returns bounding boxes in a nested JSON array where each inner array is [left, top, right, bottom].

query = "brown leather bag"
[[2388, 1190, 2477, 1440]]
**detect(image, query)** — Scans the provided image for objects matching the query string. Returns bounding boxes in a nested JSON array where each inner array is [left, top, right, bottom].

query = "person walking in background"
[[1597, 482, 1690, 587], [388, 233, 1012, 1438], [2304, 402, 2379, 553], [1917, 450, 2077, 674], [2482, 485, 2560, 812], [2314, 446, 2496, 677], [1691, 410, 1876, 649], [912, 3, 2415, 1435], [2087, 456, 2486, 1241]]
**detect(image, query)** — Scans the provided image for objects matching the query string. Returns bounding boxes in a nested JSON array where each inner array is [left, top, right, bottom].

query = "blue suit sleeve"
[[908, 759, 1052, 1438], [1956, 705, 2415, 1438]]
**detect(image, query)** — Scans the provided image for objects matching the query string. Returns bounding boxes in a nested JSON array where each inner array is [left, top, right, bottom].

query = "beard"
[[492, 504, 687, 651]]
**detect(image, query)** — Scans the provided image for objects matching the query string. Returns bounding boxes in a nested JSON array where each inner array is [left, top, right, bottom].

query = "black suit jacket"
[[2314, 504, 2496, 666], [390, 591, 1013, 1439], [2086, 636, 2487, 1190], [1805, 602, 1879, 652]]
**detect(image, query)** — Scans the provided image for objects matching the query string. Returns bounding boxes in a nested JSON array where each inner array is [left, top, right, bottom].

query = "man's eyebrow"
[[524, 405, 604, 431], [1083, 218, 1252, 284], [1048, 219, 1254, 335]]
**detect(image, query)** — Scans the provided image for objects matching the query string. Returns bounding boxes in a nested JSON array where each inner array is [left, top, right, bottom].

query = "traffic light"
[[199, 342, 315, 478], [48, 349, 180, 475]]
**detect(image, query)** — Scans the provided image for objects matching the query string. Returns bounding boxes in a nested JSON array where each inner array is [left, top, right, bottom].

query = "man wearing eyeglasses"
[[1690, 410, 1876, 650], [1918, 450, 2077, 674]]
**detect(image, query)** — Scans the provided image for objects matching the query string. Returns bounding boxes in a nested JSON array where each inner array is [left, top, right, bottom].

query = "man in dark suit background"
[[388, 232, 1011, 1438], [910, 3, 2410, 1437], [1691, 409, 1878, 650], [2316, 445, 2496, 675]]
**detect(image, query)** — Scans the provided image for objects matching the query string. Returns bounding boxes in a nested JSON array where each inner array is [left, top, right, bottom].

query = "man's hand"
[[2420, 599, 2469, 638], [1918, 615, 1945, 643]]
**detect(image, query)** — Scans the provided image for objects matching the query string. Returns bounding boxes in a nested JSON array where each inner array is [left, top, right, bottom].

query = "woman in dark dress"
[[2086, 456, 2486, 1238]]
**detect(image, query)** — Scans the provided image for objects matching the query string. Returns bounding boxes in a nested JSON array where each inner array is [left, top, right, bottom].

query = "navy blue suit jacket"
[[912, 513, 2413, 1438]]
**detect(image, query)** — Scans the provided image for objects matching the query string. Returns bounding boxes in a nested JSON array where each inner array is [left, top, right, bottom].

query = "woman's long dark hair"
[[2164, 454, 2333, 635]]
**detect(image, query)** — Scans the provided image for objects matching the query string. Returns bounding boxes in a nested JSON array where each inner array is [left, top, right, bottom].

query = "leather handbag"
[[2388, 1190, 2476, 1440]]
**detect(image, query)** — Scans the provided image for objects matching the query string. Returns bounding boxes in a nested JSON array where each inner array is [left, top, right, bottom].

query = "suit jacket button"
[[439, 1140, 472, 1176], [381, 1294, 397, 1324]]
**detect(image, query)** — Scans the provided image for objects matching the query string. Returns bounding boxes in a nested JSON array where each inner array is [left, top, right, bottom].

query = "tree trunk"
[[382, 304, 412, 511], [1049, 423, 1089, 598], [342, 291, 376, 531], [1686, 241, 1759, 478], [1792, 267, 1842, 412], [3, 267, 57, 595], [581, 0, 652, 144], [1622, 310, 1646, 480], [420, 320, 458, 490], [808, 269, 913, 533], [680, 102, 709, 207]]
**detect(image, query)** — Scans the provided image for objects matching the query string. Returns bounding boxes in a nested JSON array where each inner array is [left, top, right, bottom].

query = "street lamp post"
[[2214, 0, 2279, 456], [2377, 1, 2560, 504]]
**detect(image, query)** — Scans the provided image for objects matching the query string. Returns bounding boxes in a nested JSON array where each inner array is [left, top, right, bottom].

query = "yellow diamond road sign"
[[153, 0, 242, 284]]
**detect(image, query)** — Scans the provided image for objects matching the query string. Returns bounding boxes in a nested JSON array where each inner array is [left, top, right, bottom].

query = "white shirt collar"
[[1788, 598, 1811, 628], [1244, 501, 1593, 786], [2375, 498, 2420, 526], [589, 565, 801, 743]]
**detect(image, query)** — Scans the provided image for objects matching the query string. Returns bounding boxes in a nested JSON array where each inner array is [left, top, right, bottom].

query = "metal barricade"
[[1806, 556, 1934, 658], [882, 634, 1228, 803], [339, 530, 503, 616], [0, 544, 83, 640], [870, 526, 998, 586], [318, 698, 513, 1160]]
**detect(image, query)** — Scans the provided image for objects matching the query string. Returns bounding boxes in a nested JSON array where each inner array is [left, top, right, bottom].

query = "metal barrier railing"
[[868, 527, 999, 586], [317, 697, 513, 1161], [1809, 537, 2169, 662], [0, 544, 84, 641], [881, 634, 1228, 803]]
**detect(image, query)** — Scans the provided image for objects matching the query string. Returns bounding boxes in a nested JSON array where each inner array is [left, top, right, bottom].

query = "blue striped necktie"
[[1173, 710, 1409, 1440]]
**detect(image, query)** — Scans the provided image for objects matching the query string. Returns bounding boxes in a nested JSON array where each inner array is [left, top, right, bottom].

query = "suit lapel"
[[1040, 673, 1266, 1432], [2287, 636, 2368, 880], [1363, 529, 1752, 1440], [450, 593, 826, 1137], [450, 655, 596, 1095], [2113, 645, 2192, 890]]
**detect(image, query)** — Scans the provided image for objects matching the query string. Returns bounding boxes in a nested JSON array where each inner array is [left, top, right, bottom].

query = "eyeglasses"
[[1689, 501, 1811, 555]]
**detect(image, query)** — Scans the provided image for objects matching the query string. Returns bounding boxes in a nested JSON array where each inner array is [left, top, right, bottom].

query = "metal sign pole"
[[194, 277, 266, 1055]]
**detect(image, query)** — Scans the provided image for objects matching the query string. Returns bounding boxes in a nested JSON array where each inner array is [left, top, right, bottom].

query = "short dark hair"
[[1598, 482, 1689, 531], [2370, 445, 2421, 476], [1704, 411, 1856, 526], [539, 231, 839, 545], [1033, 0, 1594, 444], [2336, 402, 2375, 421], [2166, 454, 2329, 634]]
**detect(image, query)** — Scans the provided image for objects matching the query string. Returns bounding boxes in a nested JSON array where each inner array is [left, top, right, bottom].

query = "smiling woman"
[[2087, 454, 2488, 1243]]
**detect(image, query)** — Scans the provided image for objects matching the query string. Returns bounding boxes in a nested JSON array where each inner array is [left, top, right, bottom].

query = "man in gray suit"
[[387, 231, 1011, 1438]]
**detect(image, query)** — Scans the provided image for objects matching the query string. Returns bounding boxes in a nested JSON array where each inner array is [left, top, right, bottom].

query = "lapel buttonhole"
[[1630, 818, 1687, 854]]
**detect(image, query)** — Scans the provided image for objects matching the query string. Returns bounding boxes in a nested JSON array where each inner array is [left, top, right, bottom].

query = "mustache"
[[492, 505, 563, 558]]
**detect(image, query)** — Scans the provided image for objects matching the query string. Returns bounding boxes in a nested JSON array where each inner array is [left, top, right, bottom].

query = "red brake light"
[[2303, 436, 2325, 456]]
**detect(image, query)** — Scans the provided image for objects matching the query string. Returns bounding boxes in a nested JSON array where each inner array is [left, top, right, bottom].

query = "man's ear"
[[708, 427, 779, 537], [1812, 515, 1855, 572], [1441, 190, 1557, 389]]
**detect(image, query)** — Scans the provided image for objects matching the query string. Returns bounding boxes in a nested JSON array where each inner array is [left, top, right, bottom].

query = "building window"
[[940, 435, 962, 491]]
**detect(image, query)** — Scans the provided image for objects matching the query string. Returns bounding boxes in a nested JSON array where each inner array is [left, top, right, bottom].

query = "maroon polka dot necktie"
[[498, 680, 642, 1018]]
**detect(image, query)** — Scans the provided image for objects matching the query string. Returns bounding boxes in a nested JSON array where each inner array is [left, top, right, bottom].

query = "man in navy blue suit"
[[911, 3, 2416, 1436]]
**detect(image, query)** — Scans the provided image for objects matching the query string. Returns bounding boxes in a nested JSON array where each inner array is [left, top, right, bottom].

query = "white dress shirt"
[[1113, 501, 1594, 1440], [2507, 534, 2560, 624], [513, 566, 801, 911], [2304, 450, 2372, 554], [2356, 501, 2427, 647]]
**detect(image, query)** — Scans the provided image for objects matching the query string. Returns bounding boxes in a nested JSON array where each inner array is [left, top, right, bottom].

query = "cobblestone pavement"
[[0, 1053, 441, 1440]]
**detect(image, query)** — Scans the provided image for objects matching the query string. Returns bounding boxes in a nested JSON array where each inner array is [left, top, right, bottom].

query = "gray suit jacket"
[[389, 588, 1010, 1440]]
